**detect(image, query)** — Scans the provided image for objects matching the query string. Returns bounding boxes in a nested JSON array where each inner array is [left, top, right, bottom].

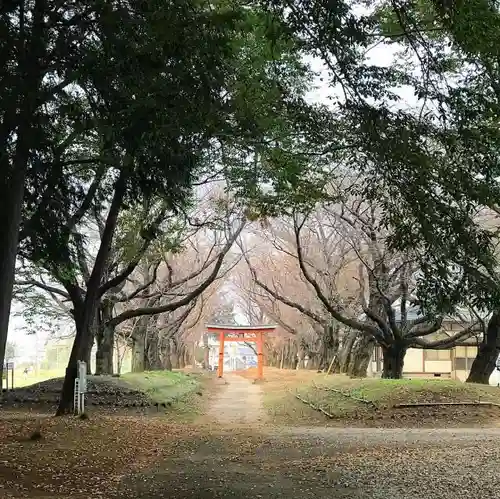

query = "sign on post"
[[78, 361, 87, 393], [73, 361, 87, 415]]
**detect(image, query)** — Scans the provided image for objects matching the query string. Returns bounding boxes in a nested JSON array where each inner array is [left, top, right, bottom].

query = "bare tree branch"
[[412, 323, 481, 349], [244, 252, 325, 325], [99, 208, 167, 297], [108, 221, 245, 326], [118, 259, 162, 302], [15, 279, 70, 299], [292, 215, 382, 340]]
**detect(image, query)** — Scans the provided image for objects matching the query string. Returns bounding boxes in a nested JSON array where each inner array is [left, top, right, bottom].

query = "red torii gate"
[[206, 324, 276, 380]]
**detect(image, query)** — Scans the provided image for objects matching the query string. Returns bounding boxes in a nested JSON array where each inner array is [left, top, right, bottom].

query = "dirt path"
[[113, 424, 500, 499], [206, 373, 266, 425], [108, 373, 500, 499], [8, 371, 500, 499], [11, 371, 500, 499]]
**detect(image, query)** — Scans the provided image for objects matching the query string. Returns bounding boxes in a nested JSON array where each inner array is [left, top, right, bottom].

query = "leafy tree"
[[241, 0, 500, 379], [1, 0, 247, 412], [361, 0, 500, 381], [0, 0, 101, 386], [1, 0, 206, 388], [4, 1, 318, 412]]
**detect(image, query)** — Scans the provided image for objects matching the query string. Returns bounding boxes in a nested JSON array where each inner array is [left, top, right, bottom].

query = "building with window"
[[371, 343, 479, 381], [368, 306, 484, 382]]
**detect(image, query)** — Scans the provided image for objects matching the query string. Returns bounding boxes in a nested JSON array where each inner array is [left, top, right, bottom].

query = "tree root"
[[290, 390, 335, 419], [312, 382, 377, 408]]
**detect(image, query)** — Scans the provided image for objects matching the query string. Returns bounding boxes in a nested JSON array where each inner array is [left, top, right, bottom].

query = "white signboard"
[[74, 361, 88, 415], [78, 361, 87, 393]]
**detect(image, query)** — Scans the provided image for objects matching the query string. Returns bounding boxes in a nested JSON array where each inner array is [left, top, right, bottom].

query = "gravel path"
[[111, 374, 500, 499], [206, 373, 266, 425], [114, 426, 500, 498]]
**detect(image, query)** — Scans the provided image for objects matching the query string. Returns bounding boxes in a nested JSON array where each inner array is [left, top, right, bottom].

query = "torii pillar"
[[206, 324, 276, 381]]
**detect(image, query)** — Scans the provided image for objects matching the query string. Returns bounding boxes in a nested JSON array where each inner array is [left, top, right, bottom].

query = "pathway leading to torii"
[[111, 372, 500, 499], [207, 373, 266, 425]]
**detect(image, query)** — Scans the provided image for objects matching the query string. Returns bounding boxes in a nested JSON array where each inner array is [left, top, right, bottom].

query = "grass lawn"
[[238, 367, 500, 426], [3, 368, 66, 389], [3, 368, 210, 423], [294, 373, 500, 425], [119, 370, 207, 421], [309, 375, 500, 407]]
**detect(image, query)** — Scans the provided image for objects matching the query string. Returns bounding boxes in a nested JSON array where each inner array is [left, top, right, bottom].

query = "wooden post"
[[217, 330, 224, 378], [257, 331, 264, 380]]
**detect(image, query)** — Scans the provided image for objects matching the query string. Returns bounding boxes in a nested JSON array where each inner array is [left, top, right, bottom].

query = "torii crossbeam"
[[206, 324, 276, 380]]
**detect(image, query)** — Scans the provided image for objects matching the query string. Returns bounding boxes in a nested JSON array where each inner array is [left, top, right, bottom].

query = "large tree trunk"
[[95, 324, 115, 375], [182, 345, 190, 368], [57, 174, 126, 415], [131, 315, 149, 372], [349, 336, 375, 377], [381, 341, 407, 379], [279, 345, 285, 369], [145, 332, 162, 370], [163, 339, 173, 371], [170, 348, 179, 369], [58, 317, 86, 413], [339, 331, 357, 373], [318, 323, 340, 371], [0, 162, 27, 386], [171, 339, 184, 369], [115, 338, 123, 375], [286, 340, 298, 369], [83, 331, 94, 373], [132, 334, 146, 372], [176, 344, 185, 369], [0, 0, 46, 385], [95, 304, 114, 375], [467, 311, 500, 384]]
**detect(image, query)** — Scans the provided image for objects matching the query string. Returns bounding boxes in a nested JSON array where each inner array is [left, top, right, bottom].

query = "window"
[[452, 345, 478, 371], [424, 349, 451, 361]]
